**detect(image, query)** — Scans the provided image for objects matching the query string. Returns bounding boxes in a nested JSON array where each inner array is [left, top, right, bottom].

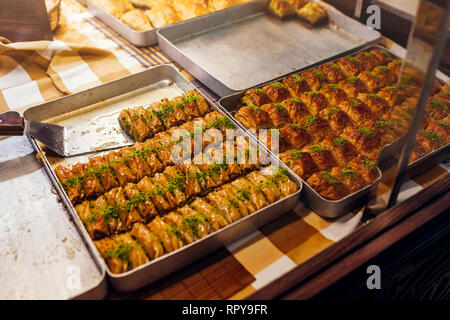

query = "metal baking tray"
[[217, 45, 448, 218], [0, 111, 107, 300], [85, 0, 266, 47], [157, 0, 381, 97], [24, 64, 303, 292]]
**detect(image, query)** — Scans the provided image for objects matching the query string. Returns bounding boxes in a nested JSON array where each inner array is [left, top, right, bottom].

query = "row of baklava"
[[118, 89, 210, 142], [75, 143, 264, 240], [56, 110, 237, 205], [93, 166, 299, 274]]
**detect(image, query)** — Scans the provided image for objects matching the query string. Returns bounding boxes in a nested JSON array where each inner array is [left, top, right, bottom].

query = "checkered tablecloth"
[[0, 0, 448, 300]]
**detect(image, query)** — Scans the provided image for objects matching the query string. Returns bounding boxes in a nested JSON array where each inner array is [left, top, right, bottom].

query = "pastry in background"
[[207, 0, 238, 11], [145, 2, 180, 28], [296, 1, 328, 26], [173, 0, 211, 20], [129, 0, 162, 8], [120, 8, 154, 30], [93, 0, 128, 18], [267, 0, 296, 19], [111, 0, 135, 11]]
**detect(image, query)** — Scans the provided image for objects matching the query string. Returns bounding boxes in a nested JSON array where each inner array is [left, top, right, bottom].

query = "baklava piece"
[[296, 2, 328, 26], [262, 81, 292, 103], [279, 149, 317, 179], [306, 171, 349, 200], [283, 74, 311, 97], [241, 88, 271, 107], [330, 166, 368, 194]]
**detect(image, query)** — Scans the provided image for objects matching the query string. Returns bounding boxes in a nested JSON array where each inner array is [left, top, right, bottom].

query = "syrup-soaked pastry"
[[377, 86, 402, 107], [357, 93, 390, 116], [354, 51, 380, 71], [300, 90, 328, 114], [298, 115, 334, 142], [123, 183, 158, 223], [369, 49, 393, 65], [88, 156, 120, 192], [372, 65, 397, 86], [387, 59, 403, 76], [130, 222, 164, 260], [303, 143, 338, 171], [359, 71, 386, 93], [145, 3, 180, 28], [94, 237, 128, 274], [302, 68, 328, 91], [319, 106, 352, 132], [330, 166, 368, 193], [426, 117, 450, 141], [281, 97, 310, 121], [262, 81, 292, 103], [147, 216, 184, 253], [416, 129, 448, 153], [296, 2, 328, 26], [317, 62, 346, 83], [279, 150, 317, 179], [279, 123, 311, 149], [283, 74, 311, 97], [336, 56, 363, 76], [348, 155, 378, 183], [339, 98, 373, 124], [120, 9, 153, 31], [113, 233, 149, 270], [409, 142, 428, 163], [241, 88, 272, 107], [261, 103, 292, 128], [306, 171, 349, 200], [235, 105, 272, 129], [75, 201, 109, 240], [319, 84, 348, 107], [426, 96, 449, 120], [320, 136, 357, 166], [338, 76, 368, 98], [267, 0, 296, 18], [341, 124, 381, 155]]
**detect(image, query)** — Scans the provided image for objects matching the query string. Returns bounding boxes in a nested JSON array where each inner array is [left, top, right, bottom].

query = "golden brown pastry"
[[279, 123, 311, 149], [120, 8, 153, 31], [93, 0, 129, 18], [208, 0, 238, 11], [296, 2, 328, 26], [330, 166, 368, 194], [306, 171, 349, 200], [279, 150, 317, 179], [321, 136, 357, 166], [129, 0, 160, 8], [145, 3, 180, 28], [262, 81, 292, 103], [283, 74, 311, 97], [173, 0, 211, 20], [242, 88, 272, 107], [267, 0, 296, 19]]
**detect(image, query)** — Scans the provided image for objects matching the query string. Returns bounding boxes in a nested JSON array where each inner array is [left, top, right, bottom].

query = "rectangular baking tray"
[[85, 0, 266, 47], [217, 45, 449, 218], [157, 0, 381, 97], [24, 64, 303, 292], [0, 111, 107, 300]]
